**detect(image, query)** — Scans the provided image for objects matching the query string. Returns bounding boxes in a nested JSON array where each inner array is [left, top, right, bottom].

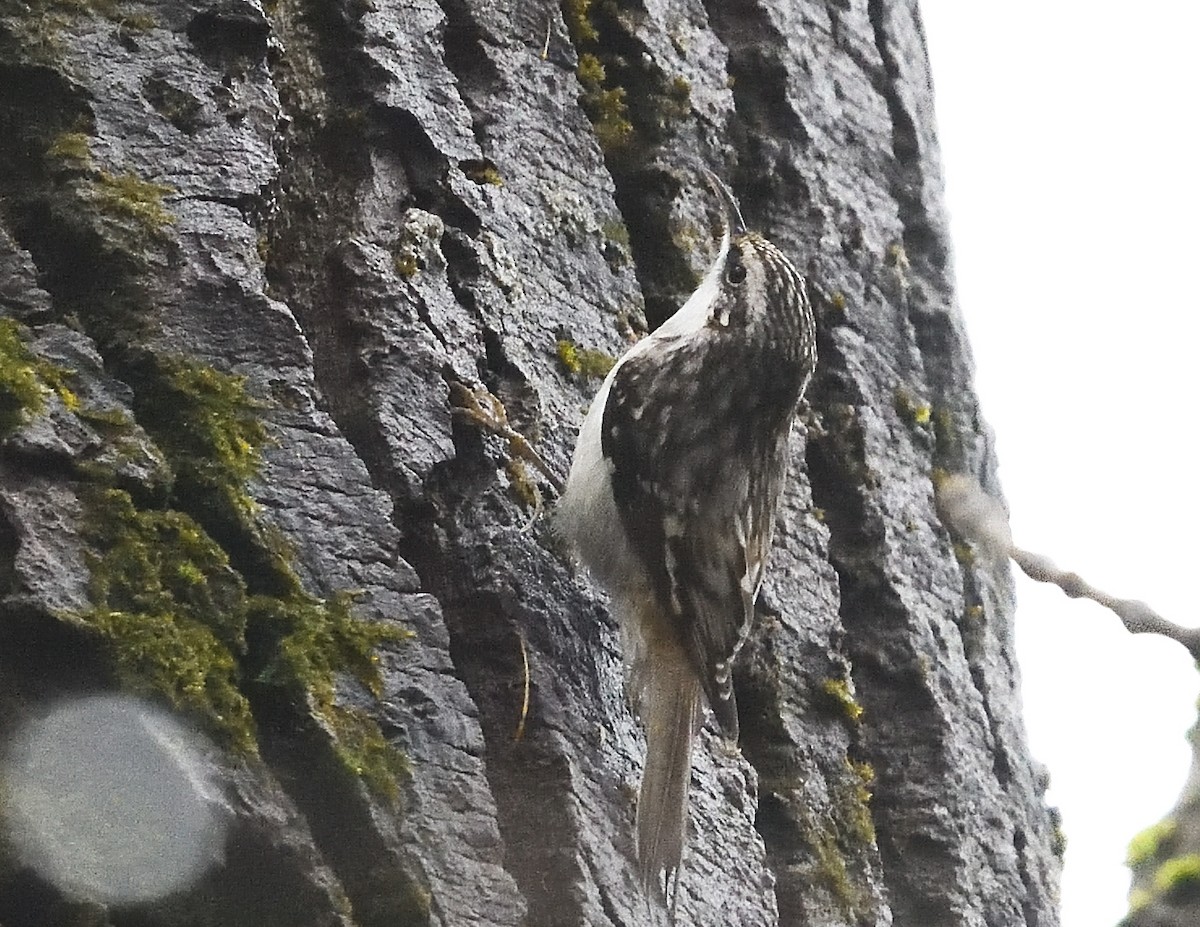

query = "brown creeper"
[[556, 171, 817, 912]]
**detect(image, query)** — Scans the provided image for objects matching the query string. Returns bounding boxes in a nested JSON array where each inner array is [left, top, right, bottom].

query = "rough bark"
[[0, 0, 1061, 925], [1122, 719, 1200, 927]]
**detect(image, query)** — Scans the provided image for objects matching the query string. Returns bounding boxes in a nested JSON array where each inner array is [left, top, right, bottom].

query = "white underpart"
[[556, 228, 732, 588]]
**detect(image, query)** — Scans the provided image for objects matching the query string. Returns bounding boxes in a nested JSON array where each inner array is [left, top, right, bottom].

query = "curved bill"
[[701, 168, 748, 237]]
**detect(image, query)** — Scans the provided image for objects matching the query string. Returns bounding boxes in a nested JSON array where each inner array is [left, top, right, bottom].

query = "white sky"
[[920, 3, 1200, 925]]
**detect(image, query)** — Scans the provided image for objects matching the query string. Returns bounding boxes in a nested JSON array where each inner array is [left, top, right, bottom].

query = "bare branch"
[[935, 472, 1200, 660]]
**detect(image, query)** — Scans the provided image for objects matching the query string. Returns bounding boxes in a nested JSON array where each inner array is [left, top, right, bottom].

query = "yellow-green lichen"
[[1128, 819, 1178, 868], [557, 338, 615, 380], [0, 319, 48, 435], [830, 290, 848, 312], [820, 677, 863, 723]]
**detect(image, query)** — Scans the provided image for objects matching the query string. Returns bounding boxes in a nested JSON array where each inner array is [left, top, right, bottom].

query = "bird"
[[556, 169, 817, 916]]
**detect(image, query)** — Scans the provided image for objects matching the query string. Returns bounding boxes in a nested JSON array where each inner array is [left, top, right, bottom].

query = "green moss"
[[801, 808, 869, 917], [661, 75, 692, 121], [793, 760, 877, 918], [128, 356, 267, 519], [461, 159, 503, 187], [71, 355, 409, 800], [556, 338, 615, 379], [600, 219, 638, 270], [1152, 854, 1200, 898], [1051, 820, 1067, 859], [600, 219, 631, 269], [0, 319, 48, 435], [575, 54, 634, 153], [47, 131, 92, 166], [819, 677, 863, 723], [1128, 819, 1178, 868], [563, 0, 598, 43], [587, 87, 634, 152], [615, 307, 647, 342], [840, 759, 876, 844], [90, 170, 176, 240], [809, 822, 855, 912], [577, 52, 606, 89], [77, 404, 133, 428], [249, 591, 410, 803], [144, 77, 203, 133], [893, 387, 932, 428], [76, 486, 259, 754], [114, 10, 156, 30], [600, 218, 630, 250], [1127, 886, 1152, 913], [0, 320, 94, 435], [393, 251, 420, 279], [75, 483, 410, 793]]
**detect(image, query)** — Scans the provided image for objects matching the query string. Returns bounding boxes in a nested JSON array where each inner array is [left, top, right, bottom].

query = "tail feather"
[[636, 662, 703, 912]]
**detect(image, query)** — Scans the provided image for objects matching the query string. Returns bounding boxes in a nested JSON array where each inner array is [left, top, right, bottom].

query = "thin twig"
[[515, 633, 531, 741], [1011, 547, 1200, 660], [935, 472, 1200, 660]]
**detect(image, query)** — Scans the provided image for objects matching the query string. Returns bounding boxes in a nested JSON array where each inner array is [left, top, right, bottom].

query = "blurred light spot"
[[1, 694, 228, 904]]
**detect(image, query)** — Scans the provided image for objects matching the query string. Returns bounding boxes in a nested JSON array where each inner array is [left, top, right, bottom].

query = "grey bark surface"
[[0, 0, 1061, 925], [1123, 719, 1200, 927]]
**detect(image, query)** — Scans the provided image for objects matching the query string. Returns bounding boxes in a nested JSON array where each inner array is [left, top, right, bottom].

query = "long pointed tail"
[[636, 659, 703, 907]]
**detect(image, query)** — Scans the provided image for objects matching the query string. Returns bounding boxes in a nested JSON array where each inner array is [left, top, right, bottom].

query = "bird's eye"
[[726, 261, 747, 285]]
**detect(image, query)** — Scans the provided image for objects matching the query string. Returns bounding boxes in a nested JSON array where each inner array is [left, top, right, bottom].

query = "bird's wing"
[[602, 338, 787, 740]]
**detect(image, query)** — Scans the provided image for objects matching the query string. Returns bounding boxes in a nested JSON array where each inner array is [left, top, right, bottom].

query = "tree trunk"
[[0, 0, 1061, 924]]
